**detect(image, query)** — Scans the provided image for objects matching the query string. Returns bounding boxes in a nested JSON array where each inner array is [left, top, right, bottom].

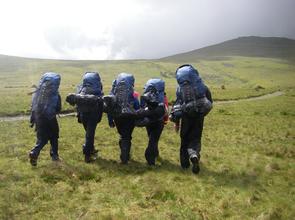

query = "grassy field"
[[0, 38, 295, 219], [0, 55, 294, 116], [0, 88, 294, 219]]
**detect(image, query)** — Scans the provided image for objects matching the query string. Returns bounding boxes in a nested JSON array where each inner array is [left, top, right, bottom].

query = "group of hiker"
[[28, 64, 213, 174]]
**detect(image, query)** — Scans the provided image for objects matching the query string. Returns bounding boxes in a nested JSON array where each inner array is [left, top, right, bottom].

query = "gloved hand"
[[66, 93, 76, 106], [30, 113, 35, 128], [77, 112, 82, 123]]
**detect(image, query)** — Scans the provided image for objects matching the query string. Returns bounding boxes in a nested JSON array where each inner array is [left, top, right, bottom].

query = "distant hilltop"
[[161, 36, 295, 61], [1, 36, 295, 62]]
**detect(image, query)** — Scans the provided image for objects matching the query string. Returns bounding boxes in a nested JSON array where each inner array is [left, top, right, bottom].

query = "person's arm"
[[100, 84, 104, 96], [108, 84, 116, 127], [30, 111, 35, 128], [136, 104, 165, 118], [139, 95, 146, 108], [107, 114, 115, 127], [205, 86, 213, 103], [170, 87, 182, 127], [174, 86, 182, 105], [56, 94, 62, 113], [133, 96, 140, 110]]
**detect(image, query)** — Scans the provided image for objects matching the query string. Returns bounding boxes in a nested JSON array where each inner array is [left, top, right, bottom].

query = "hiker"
[[170, 64, 213, 174], [66, 72, 103, 163], [29, 72, 61, 166], [135, 78, 168, 165], [104, 73, 140, 164]]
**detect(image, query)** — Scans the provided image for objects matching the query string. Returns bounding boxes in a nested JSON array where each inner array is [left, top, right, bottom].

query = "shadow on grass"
[[94, 157, 148, 175], [199, 165, 259, 189], [37, 156, 259, 190]]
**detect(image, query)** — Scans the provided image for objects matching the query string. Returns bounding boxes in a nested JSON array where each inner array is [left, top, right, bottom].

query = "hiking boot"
[[120, 150, 129, 165], [29, 152, 38, 166], [147, 161, 156, 166], [91, 149, 98, 159], [85, 154, 96, 163], [51, 154, 60, 162], [191, 156, 200, 174]]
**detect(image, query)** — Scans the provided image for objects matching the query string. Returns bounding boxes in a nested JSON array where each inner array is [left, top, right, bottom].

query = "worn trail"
[[0, 91, 284, 122]]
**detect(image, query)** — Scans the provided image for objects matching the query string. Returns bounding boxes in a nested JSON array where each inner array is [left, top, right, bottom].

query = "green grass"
[[0, 90, 294, 219], [0, 50, 294, 218]]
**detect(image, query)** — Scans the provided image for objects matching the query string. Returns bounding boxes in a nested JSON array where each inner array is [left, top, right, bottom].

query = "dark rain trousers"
[[114, 117, 135, 163], [145, 120, 164, 165], [80, 111, 102, 156], [180, 114, 204, 168], [30, 117, 59, 158]]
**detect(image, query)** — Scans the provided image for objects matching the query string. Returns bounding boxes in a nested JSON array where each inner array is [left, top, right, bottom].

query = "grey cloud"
[[44, 0, 295, 59], [105, 0, 295, 59], [44, 26, 108, 58]]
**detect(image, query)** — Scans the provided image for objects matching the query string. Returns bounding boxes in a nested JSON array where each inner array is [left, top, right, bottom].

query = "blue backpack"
[[78, 72, 102, 96], [106, 73, 135, 117], [32, 72, 61, 120], [76, 72, 103, 113], [175, 64, 212, 116], [113, 73, 135, 107], [142, 78, 165, 104], [176, 64, 206, 102]]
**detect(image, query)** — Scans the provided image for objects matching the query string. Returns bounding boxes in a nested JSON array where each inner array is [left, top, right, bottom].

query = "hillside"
[[161, 36, 295, 61]]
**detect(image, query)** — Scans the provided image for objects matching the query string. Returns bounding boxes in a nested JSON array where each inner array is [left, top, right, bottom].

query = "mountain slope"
[[161, 36, 295, 61]]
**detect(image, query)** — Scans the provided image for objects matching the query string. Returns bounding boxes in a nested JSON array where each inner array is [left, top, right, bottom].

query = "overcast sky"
[[0, 0, 294, 60]]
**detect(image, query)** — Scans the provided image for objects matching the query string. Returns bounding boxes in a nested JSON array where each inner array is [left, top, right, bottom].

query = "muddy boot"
[[51, 154, 60, 161], [85, 154, 96, 163], [190, 156, 200, 174], [119, 140, 130, 164], [120, 150, 129, 164], [29, 151, 38, 166], [91, 149, 98, 160]]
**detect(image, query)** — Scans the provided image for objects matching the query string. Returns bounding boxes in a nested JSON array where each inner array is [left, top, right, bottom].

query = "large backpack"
[[76, 72, 103, 113], [110, 73, 136, 118], [32, 72, 60, 120], [135, 78, 167, 127], [142, 78, 165, 104], [176, 64, 212, 116]]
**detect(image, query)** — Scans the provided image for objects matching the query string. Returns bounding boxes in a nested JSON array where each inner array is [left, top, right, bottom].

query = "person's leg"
[[30, 138, 48, 157], [115, 118, 134, 164], [187, 115, 204, 174], [84, 121, 98, 162], [145, 121, 164, 165], [84, 122, 97, 154], [180, 115, 191, 169], [29, 120, 49, 166], [48, 117, 59, 161], [187, 116, 204, 159], [49, 138, 59, 160]]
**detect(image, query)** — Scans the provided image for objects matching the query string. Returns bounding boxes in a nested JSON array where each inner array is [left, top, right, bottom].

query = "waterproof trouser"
[[114, 118, 135, 163], [180, 114, 204, 168], [81, 113, 100, 156], [31, 117, 59, 157], [145, 120, 164, 165]]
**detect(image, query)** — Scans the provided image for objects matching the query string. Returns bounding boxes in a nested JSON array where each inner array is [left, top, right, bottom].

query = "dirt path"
[[0, 113, 76, 122], [0, 91, 284, 122], [214, 91, 284, 104]]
